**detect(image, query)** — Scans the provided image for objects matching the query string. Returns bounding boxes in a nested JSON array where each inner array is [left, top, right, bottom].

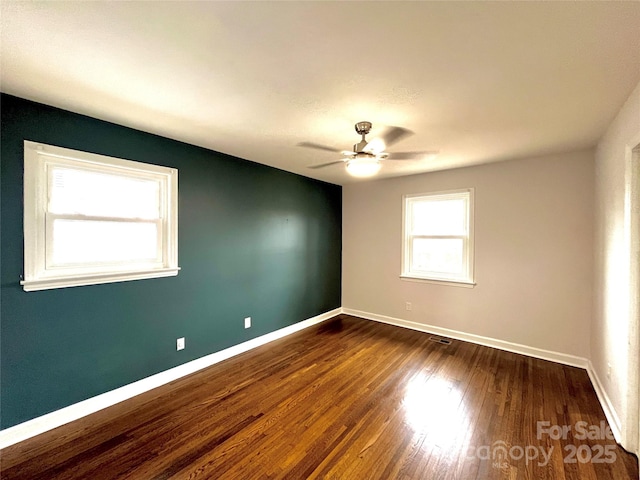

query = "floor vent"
[[429, 336, 452, 345]]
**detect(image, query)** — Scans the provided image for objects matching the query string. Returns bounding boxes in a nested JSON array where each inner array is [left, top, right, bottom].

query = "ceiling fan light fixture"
[[346, 158, 381, 177], [302, 121, 432, 175]]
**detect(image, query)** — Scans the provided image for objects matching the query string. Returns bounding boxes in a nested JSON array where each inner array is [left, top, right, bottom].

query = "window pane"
[[411, 198, 466, 235], [51, 219, 158, 265], [49, 167, 160, 219], [411, 238, 464, 275]]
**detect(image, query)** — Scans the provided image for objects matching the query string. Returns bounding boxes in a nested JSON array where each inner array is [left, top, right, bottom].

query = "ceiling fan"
[[298, 121, 438, 177]]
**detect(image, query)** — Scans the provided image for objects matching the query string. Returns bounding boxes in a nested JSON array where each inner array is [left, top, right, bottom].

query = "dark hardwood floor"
[[1, 315, 637, 479]]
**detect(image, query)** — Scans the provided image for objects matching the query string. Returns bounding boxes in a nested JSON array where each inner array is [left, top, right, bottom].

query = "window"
[[22, 141, 179, 291], [401, 189, 474, 286]]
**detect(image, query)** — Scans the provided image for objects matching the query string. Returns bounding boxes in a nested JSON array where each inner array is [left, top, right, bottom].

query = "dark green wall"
[[0, 94, 342, 429]]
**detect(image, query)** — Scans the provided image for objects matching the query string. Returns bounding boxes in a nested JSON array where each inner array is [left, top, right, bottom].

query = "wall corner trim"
[[0, 308, 341, 450], [342, 308, 590, 369], [586, 361, 623, 444]]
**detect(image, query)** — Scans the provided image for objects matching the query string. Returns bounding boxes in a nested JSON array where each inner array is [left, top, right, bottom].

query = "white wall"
[[343, 150, 594, 359], [593, 80, 640, 452]]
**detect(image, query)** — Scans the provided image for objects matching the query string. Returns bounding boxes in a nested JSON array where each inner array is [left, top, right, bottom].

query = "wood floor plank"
[[1, 315, 637, 479]]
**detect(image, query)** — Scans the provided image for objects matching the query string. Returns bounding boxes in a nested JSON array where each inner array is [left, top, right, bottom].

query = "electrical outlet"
[[176, 337, 185, 351], [405, 302, 412, 311], [244, 317, 251, 329], [607, 363, 611, 379]]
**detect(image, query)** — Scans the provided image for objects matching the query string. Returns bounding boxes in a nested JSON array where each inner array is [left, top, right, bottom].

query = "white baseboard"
[[0, 308, 340, 450], [586, 361, 623, 444], [342, 308, 589, 369]]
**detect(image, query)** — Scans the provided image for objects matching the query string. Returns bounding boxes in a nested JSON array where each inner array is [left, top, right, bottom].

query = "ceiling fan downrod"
[[353, 121, 372, 153]]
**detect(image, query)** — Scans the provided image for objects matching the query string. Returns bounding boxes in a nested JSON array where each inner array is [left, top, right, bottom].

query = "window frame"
[[401, 188, 475, 287], [22, 141, 179, 292]]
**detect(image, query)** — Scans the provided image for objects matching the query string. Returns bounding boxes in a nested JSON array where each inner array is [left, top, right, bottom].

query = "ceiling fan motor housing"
[[354, 121, 372, 135]]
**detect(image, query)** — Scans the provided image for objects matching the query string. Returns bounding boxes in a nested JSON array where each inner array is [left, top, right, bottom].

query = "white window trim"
[[398, 275, 476, 288], [22, 141, 179, 292], [400, 188, 475, 286]]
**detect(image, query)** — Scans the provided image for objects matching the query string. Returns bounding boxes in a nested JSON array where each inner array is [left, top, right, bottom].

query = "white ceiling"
[[2, 2, 639, 185]]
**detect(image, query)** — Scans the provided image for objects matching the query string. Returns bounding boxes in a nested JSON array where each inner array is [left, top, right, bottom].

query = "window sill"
[[21, 267, 180, 292], [399, 275, 476, 288]]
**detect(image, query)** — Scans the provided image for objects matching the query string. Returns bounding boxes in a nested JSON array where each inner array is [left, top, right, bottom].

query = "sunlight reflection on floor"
[[402, 373, 470, 450]]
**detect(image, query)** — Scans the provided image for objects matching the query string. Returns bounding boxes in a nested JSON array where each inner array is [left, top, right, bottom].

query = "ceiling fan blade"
[[297, 141, 342, 153], [385, 151, 440, 160], [307, 160, 346, 169], [377, 126, 414, 149]]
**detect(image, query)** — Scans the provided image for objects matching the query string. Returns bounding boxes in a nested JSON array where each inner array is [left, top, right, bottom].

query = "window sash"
[[408, 235, 469, 279], [48, 164, 162, 220], [44, 213, 164, 271]]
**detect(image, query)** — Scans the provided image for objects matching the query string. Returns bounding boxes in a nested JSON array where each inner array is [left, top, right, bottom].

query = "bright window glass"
[[411, 238, 464, 275], [49, 166, 160, 219], [49, 220, 159, 266]]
